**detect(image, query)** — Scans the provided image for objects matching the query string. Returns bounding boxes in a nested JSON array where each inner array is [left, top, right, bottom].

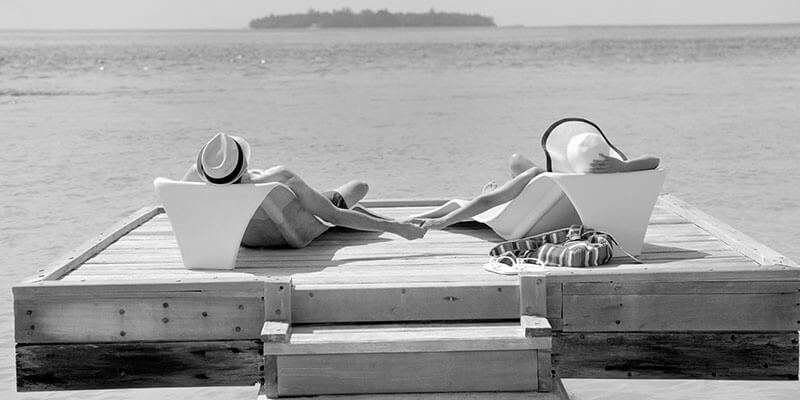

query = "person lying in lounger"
[[183, 132, 426, 246], [412, 118, 660, 230]]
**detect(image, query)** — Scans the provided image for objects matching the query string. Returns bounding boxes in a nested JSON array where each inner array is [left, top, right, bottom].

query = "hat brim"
[[541, 118, 626, 173]]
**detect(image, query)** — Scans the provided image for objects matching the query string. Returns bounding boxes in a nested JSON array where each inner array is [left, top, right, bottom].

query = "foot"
[[482, 181, 499, 194]]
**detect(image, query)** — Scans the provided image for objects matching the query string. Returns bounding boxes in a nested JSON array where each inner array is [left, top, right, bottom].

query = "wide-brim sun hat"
[[196, 132, 251, 184], [541, 117, 627, 173]]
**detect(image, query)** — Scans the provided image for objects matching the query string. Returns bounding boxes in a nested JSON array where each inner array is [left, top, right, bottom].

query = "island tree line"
[[250, 8, 495, 29]]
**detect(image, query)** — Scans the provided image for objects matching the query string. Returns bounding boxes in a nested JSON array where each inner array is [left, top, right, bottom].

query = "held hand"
[[590, 153, 626, 173], [395, 221, 427, 240], [420, 218, 449, 230]]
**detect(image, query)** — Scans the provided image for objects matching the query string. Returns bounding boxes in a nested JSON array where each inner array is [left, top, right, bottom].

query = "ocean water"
[[1, 25, 799, 399]]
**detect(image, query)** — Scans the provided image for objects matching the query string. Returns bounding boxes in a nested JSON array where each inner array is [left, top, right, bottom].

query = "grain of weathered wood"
[[276, 350, 539, 395], [264, 322, 550, 355], [521, 315, 552, 338], [552, 331, 799, 380], [520, 273, 548, 317], [15, 295, 264, 343], [658, 194, 797, 267], [562, 292, 800, 332], [265, 277, 292, 323], [563, 281, 800, 295], [16, 340, 262, 391], [291, 281, 563, 324], [22, 206, 162, 283], [537, 349, 553, 392], [263, 355, 278, 399], [261, 321, 291, 343]]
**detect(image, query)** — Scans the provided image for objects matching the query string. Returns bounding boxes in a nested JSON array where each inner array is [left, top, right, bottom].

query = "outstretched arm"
[[421, 166, 545, 230], [248, 167, 426, 240]]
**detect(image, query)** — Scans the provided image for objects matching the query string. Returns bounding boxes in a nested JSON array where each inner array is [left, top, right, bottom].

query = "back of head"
[[196, 132, 251, 184]]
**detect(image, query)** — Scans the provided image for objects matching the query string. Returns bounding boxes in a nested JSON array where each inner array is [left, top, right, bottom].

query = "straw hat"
[[195, 132, 251, 184], [541, 118, 626, 173]]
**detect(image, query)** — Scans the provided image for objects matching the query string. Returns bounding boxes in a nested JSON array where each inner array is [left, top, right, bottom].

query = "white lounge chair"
[[154, 178, 281, 270], [413, 169, 666, 256]]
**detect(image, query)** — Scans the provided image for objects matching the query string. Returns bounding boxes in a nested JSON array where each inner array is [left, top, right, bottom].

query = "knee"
[[272, 165, 296, 181], [352, 180, 369, 198], [508, 153, 527, 169]]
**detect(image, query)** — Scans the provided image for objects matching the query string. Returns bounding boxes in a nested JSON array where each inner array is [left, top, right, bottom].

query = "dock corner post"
[[520, 272, 553, 392], [263, 277, 293, 399]]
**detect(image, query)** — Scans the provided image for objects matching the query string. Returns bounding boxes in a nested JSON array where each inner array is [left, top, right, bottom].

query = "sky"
[[0, 0, 798, 29]]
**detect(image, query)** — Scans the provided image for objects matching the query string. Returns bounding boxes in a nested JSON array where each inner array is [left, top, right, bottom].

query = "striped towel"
[[487, 225, 632, 270]]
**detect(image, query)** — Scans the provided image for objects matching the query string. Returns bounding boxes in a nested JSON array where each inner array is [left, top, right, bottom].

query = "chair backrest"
[[475, 169, 666, 256], [548, 169, 666, 256], [153, 178, 279, 269]]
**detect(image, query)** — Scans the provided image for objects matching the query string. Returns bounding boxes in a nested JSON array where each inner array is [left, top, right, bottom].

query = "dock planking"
[[13, 195, 800, 392]]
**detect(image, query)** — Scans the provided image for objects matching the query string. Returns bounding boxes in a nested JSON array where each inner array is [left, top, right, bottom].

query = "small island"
[[249, 8, 495, 29]]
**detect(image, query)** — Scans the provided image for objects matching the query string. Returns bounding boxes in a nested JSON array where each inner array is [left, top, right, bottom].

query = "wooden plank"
[[537, 349, 553, 392], [658, 194, 797, 267], [263, 355, 278, 399], [15, 295, 264, 343], [264, 277, 292, 323], [261, 321, 291, 343], [563, 281, 800, 295], [277, 350, 538, 395], [562, 292, 799, 332], [521, 273, 547, 317], [22, 206, 162, 283], [16, 340, 262, 391], [264, 323, 550, 355], [522, 315, 552, 338], [292, 281, 562, 324], [292, 282, 516, 323], [13, 279, 264, 299], [552, 331, 799, 380]]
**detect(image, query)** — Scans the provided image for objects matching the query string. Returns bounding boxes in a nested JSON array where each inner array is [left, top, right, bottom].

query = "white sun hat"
[[541, 118, 626, 173], [195, 132, 251, 184]]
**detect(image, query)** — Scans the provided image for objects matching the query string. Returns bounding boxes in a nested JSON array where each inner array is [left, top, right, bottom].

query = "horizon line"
[[2, 21, 799, 31]]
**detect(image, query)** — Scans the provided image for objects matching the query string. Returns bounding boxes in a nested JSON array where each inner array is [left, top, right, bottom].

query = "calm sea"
[[1, 25, 799, 399]]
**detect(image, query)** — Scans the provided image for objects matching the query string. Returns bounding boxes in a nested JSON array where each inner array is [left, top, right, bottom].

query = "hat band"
[[200, 141, 245, 184]]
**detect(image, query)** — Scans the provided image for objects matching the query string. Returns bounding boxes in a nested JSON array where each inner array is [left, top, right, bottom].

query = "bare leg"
[[331, 180, 369, 209], [509, 153, 536, 178]]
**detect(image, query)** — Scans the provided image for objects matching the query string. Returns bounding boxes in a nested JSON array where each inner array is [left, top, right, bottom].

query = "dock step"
[[263, 321, 552, 397]]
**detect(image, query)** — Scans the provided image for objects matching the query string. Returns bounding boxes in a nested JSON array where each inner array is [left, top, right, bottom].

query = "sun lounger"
[[414, 169, 666, 256], [154, 178, 281, 270]]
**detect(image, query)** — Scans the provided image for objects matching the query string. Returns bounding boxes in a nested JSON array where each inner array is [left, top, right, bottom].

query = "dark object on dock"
[[13, 195, 800, 397]]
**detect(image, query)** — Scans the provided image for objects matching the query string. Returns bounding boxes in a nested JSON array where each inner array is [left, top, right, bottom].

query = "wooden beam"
[[264, 322, 550, 355], [16, 340, 262, 391], [522, 315, 552, 338], [537, 349, 553, 392], [562, 291, 799, 332], [552, 331, 799, 380], [264, 277, 292, 324], [276, 350, 538, 396], [520, 273, 548, 317], [261, 321, 291, 343], [22, 206, 162, 283], [14, 280, 265, 344], [291, 282, 524, 323], [658, 194, 797, 267]]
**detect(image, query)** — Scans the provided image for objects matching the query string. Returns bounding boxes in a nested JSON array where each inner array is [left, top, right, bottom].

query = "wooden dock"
[[13, 195, 800, 397]]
